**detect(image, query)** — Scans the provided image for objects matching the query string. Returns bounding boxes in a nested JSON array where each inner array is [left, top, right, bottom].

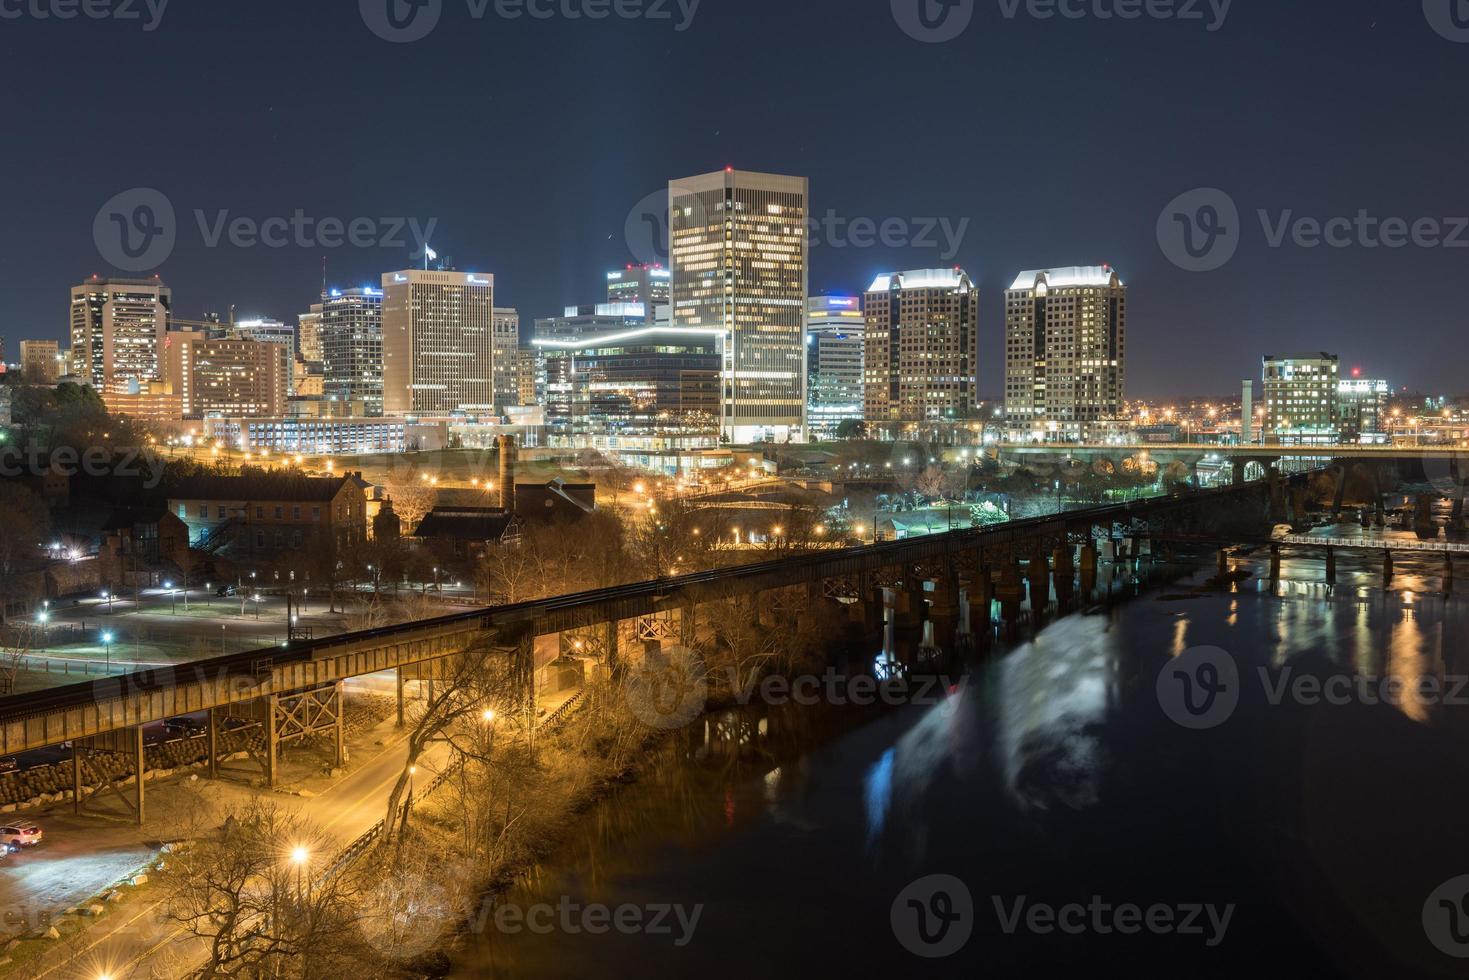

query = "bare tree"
[[165, 798, 369, 978], [0, 624, 36, 696], [379, 639, 527, 851]]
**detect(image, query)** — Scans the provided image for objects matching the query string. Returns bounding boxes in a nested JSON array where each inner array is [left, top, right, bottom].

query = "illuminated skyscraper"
[[863, 271, 978, 423], [320, 288, 384, 416], [69, 276, 171, 388], [669, 168, 809, 443], [1004, 266, 1127, 441], [806, 295, 865, 434], [381, 270, 496, 416]]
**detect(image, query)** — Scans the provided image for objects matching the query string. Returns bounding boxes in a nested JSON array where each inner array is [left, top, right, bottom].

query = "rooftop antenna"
[[321, 255, 328, 301]]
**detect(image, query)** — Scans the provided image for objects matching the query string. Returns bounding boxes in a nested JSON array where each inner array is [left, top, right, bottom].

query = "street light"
[[102, 631, 114, 670], [37, 610, 48, 650], [290, 845, 311, 906]]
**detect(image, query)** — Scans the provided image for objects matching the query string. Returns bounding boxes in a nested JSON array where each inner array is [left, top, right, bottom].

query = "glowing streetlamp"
[[102, 631, 114, 669]]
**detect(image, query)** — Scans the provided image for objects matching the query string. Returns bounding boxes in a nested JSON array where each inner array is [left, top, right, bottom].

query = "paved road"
[[18, 721, 454, 979]]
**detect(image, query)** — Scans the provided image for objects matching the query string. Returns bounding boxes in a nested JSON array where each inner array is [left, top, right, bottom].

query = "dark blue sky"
[[1, 0, 1464, 396]]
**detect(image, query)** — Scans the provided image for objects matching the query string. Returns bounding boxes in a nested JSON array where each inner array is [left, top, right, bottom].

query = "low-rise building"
[[19, 340, 62, 384], [166, 473, 368, 556], [202, 417, 447, 456], [1263, 353, 1340, 445]]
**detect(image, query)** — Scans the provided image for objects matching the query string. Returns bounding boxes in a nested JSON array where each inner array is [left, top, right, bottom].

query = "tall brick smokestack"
[[497, 434, 517, 512]]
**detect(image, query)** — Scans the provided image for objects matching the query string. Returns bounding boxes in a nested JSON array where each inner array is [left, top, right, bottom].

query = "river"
[[450, 534, 1469, 979]]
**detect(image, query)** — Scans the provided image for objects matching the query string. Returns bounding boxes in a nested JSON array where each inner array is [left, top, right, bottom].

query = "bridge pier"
[[1290, 486, 1309, 528], [132, 726, 144, 826], [966, 568, 993, 647], [1080, 542, 1098, 596], [605, 619, 620, 671], [1415, 494, 1439, 541], [1027, 545, 1051, 618], [929, 583, 962, 658], [266, 695, 279, 788], [997, 560, 1025, 633], [1269, 544, 1282, 582], [1446, 555, 1455, 595], [1325, 546, 1337, 586], [1384, 550, 1395, 588], [1269, 470, 1288, 525], [893, 578, 927, 662], [71, 744, 81, 817], [396, 667, 405, 728], [1331, 465, 1348, 520], [1053, 545, 1075, 612]]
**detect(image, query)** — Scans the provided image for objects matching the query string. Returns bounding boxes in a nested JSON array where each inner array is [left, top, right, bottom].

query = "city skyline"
[[2, 3, 1463, 397]]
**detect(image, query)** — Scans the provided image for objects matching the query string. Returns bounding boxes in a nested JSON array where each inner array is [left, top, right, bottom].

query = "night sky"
[[1, 0, 1463, 397]]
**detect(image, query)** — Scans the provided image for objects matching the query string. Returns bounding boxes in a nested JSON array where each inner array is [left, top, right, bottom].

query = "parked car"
[[0, 825, 43, 848], [216, 585, 237, 597], [163, 716, 207, 738]]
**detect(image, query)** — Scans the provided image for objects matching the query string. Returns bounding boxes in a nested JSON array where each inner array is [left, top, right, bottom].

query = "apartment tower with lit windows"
[[669, 168, 809, 443], [1004, 266, 1127, 442], [863, 271, 979, 423]]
